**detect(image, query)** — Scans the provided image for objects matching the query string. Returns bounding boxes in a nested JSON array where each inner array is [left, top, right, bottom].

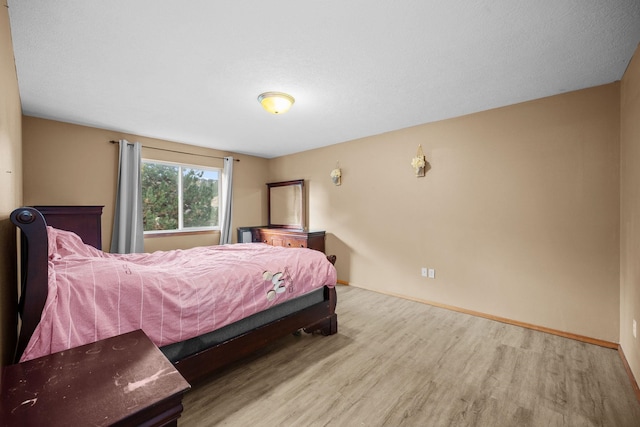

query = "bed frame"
[[10, 207, 338, 384]]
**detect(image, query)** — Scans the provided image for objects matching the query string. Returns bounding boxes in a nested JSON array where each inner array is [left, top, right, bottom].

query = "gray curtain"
[[219, 156, 234, 244], [110, 140, 144, 253]]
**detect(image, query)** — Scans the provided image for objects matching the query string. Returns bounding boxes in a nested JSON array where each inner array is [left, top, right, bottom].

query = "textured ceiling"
[[8, 1, 640, 159]]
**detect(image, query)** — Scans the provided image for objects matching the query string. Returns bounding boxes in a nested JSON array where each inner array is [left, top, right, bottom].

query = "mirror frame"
[[267, 179, 305, 230]]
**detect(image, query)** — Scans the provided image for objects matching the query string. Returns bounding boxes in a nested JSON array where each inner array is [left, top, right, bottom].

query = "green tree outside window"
[[142, 161, 219, 232]]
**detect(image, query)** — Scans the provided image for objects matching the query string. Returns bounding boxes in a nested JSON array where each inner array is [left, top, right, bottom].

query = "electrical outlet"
[[428, 268, 435, 279], [634, 319, 637, 339], [421, 267, 428, 277]]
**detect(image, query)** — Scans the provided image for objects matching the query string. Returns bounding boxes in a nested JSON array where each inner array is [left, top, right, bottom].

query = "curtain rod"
[[109, 140, 240, 162]]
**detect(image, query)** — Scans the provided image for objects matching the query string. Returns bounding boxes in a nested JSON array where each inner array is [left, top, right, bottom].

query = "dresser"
[[238, 226, 326, 253], [34, 205, 103, 249]]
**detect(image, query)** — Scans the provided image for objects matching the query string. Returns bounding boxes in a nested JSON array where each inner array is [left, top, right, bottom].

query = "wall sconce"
[[411, 144, 426, 177], [257, 92, 295, 114], [330, 162, 342, 186]]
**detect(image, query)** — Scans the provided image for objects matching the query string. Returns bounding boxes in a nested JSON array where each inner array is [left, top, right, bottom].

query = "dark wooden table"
[[1, 330, 191, 426]]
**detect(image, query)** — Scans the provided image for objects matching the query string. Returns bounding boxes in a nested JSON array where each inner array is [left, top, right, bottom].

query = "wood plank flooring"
[[180, 285, 640, 426]]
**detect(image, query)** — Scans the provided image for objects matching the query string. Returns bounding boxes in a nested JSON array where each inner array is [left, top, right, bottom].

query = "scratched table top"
[[1, 329, 190, 426]]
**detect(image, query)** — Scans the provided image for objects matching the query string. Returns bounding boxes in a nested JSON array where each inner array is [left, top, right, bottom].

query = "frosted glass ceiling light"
[[258, 92, 295, 114]]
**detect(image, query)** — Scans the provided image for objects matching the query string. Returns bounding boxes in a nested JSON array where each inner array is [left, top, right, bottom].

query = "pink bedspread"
[[21, 227, 337, 362]]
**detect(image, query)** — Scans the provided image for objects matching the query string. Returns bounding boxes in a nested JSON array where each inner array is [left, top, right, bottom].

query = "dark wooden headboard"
[[10, 206, 103, 361], [10, 208, 49, 361], [33, 206, 103, 249]]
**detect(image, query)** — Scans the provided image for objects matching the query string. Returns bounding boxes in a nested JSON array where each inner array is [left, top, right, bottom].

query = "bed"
[[10, 207, 338, 384]]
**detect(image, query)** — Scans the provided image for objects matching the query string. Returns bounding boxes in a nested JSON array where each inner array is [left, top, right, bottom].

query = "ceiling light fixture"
[[257, 92, 295, 114]]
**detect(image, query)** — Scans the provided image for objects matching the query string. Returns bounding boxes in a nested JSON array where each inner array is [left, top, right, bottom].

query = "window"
[[141, 160, 220, 233]]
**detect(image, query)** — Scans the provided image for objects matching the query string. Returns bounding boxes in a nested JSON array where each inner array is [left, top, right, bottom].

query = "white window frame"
[[142, 159, 221, 235]]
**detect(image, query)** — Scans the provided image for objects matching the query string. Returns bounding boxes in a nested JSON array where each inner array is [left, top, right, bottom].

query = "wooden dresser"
[[34, 205, 103, 249], [238, 227, 326, 253]]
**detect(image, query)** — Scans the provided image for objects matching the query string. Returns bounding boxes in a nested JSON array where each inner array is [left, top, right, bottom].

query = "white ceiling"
[[8, 1, 640, 159]]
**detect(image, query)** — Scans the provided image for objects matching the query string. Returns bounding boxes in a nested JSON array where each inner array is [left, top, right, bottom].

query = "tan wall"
[[620, 43, 640, 382], [270, 83, 621, 343], [22, 117, 269, 252], [0, 2, 23, 366]]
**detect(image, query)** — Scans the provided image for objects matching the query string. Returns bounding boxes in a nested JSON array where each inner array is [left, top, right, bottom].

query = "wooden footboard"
[[175, 286, 337, 384], [10, 207, 338, 384]]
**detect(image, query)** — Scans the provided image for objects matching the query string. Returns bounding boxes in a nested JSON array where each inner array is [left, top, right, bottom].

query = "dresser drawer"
[[284, 237, 308, 248]]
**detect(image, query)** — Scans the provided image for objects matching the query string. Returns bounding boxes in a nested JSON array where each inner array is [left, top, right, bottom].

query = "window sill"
[[144, 230, 219, 238]]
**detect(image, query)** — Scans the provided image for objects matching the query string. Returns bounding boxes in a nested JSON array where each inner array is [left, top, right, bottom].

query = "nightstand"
[[1, 330, 191, 426]]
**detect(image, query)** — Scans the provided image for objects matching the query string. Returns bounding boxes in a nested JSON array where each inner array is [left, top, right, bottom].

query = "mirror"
[[267, 179, 305, 229]]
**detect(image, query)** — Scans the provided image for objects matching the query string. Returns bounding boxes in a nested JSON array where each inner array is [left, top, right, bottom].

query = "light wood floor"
[[180, 285, 640, 426]]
